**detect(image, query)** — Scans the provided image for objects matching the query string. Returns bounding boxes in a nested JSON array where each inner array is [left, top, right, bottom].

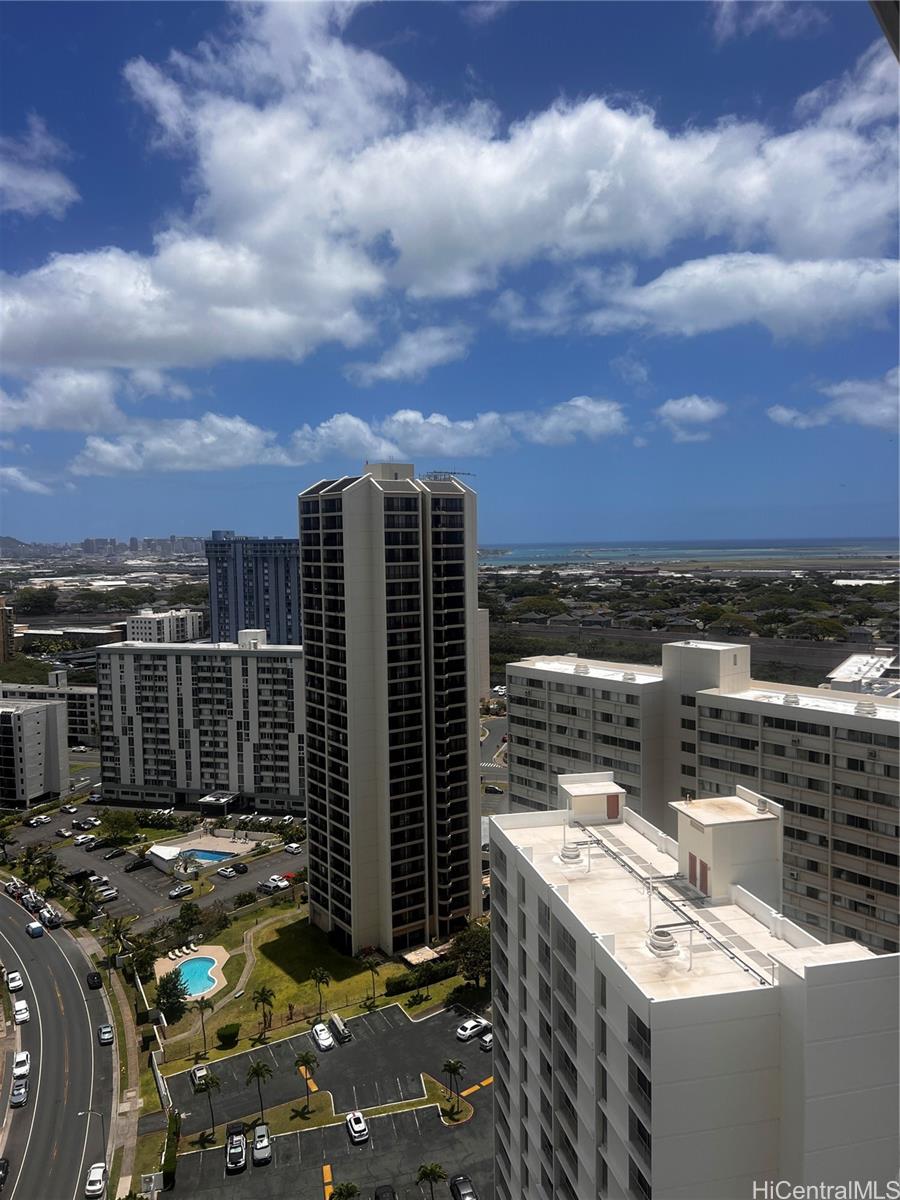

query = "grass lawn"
[[180, 1073, 472, 1152], [133, 1129, 165, 1181], [139, 1053, 162, 1116], [108, 1145, 124, 1199], [105, 972, 132, 1102]]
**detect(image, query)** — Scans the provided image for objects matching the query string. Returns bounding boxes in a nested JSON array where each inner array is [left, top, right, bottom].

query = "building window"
[[628, 1008, 651, 1062]]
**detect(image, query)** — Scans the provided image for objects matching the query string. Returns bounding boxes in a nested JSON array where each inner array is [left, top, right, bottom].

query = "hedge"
[[384, 957, 457, 996], [162, 1110, 181, 1189], [216, 1022, 240, 1048]]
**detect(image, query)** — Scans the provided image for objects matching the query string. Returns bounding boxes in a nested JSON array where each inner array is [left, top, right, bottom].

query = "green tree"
[[310, 966, 331, 1017], [195, 1070, 220, 1134], [416, 1163, 448, 1200], [331, 1185, 360, 1200], [174, 850, 201, 877], [294, 1049, 319, 1112], [174, 901, 202, 942], [442, 1059, 465, 1112], [194, 996, 215, 1057], [99, 808, 139, 844], [361, 955, 380, 1001], [245, 1059, 273, 1122], [156, 967, 189, 1025], [509, 595, 567, 619], [0, 830, 17, 864], [74, 878, 99, 923], [13, 586, 59, 616], [252, 984, 276, 1034], [17, 842, 46, 886], [448, 920, 492, 987]]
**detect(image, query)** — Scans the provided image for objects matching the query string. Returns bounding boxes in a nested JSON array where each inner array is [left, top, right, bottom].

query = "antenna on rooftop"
[[420, 469, 477, 480]]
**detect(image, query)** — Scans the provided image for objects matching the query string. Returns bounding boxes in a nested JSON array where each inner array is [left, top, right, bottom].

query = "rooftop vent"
[[559, 842, 583, 865], [756, 796, 768, 814], [622, 671, 636, 682], [574, 664, 590, 676], [855, 699, 878, 716], [646, 926, 678, 958], [782, 693, 800, 706]]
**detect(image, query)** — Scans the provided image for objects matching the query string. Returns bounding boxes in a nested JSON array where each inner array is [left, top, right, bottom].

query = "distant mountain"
[[0, 537, 30, 550]]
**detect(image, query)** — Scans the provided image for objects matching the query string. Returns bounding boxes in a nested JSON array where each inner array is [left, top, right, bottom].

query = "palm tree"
[[331, 1185, 359, 1200], [310, 966, 331, 1017], [416, 1163, 448, 1200], [17, 843, 45, 886], [174, 850, 201, 878], [294, 1049, 319, 1112], [252, 984, 276, 1034], [245, 1059, 273, 1123], [42, 852, 67, 897], [75, 879, 98, 923], [442, 1059, 465, 1112], [195, 1070, 221, 1134], [361, 955, 380, 1002], [194, 996, 215, 1056]]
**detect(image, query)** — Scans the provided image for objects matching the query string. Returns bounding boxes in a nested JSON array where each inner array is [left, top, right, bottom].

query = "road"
[[0, 893, 113, 1200], [479, 716, 507, 783]]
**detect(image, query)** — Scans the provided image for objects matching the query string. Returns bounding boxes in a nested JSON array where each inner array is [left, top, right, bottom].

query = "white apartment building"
[[96, 630, 305, 811], [0, 699, 68, 807], [490, 773, 899, 1200], [125, 608, 203, 642], [0, 669, 99, 746], [507, 641, 900, 953], [299, 463, 481, 955]]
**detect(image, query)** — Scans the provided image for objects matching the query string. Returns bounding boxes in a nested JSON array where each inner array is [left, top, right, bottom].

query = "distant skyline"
[[1, 1, 897, 542]]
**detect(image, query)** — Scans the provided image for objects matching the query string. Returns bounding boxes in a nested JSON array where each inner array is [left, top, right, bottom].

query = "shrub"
[[162, 1110, 181, 1188], [384, 958, 457, 996], [216, 1022, 240, 1048], [232, 891, 256, 909]]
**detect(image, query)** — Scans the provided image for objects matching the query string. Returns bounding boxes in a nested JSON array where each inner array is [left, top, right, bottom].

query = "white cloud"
[[346, 325, 472, 385], [462, 2, 516, 26], [656, 395, 727, 443], [127, 369, 192, 401], [767, 367, 899, 433], [710, 2, 828, 45], [67, 394, 629, 476], [0, 369, 122, 432], [0, 114, 79, 219], [0, 20, 895, 372], [0, 466, 52, 495], [611, 351, 651, 389], [585, 254, 897, 340]]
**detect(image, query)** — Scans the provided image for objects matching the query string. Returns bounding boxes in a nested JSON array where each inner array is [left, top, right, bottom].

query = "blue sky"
[[1, 1, 897, 544]]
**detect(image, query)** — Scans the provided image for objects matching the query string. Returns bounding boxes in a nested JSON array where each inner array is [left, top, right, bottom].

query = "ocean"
[[476, 538, 898, 567]]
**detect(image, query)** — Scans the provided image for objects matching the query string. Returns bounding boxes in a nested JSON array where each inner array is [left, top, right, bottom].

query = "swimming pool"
[[178, 956, 217, 997], [181, 848, 234, 864]]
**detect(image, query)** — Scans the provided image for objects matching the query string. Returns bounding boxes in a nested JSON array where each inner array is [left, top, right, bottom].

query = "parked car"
[[96, 887, 119, 902], [374, 1189, 399, 1200], [39, 908, 62, 928], [97, 1025, 114, 1046], [84, 1162, 107, 1197], [284, 843, 303, 855], [252, 1124, 272, 1165], [124, 857, 151, 872], [103, 847, 125, 860], [56, 828, 72, 840], [86, 971, 103, 990], [86, 817, 102, 828], [233, 861, 249, 874], [484, 785, 503, 795], [345, 1110, 369, 1143], [73, 834, 95, 847], [9, 1078, 29, 1108], [311, 1023, 335, 1051], [168, 882, 193, 900], [0, 1157, 9, 1187], [456, 1017, 490, 1041], [7, 972, 23, 992], [4, 879, 24, 896], [279, 814, 295, 825], [12, 1051, 30, 1079], [13, 1000, 30, 1024], [189, 1064, 210, 1090], [60, 804, 79, 814], [25, 922, 43, 939], [450, 1176, 479, 1200], [216, 866, 236, 879], [267, 874, 289, 888], [71, 746, 89, 753], [479, 1031, 493, 1051], [225, 1123, 247, 1173]]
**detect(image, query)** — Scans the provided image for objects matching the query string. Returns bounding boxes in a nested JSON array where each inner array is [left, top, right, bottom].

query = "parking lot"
[[169, 1006, 494, 1200], [12, 805, 307, 932]]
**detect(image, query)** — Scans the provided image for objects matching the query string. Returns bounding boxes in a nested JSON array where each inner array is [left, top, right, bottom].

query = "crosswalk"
[[480, 761, 503, 769]]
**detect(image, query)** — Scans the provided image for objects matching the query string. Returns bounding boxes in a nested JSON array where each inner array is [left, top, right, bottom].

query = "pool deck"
[[154, 944, 229, 998], [162, 832, 239, 858]]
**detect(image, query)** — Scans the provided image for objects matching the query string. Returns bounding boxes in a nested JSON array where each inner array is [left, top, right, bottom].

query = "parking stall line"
[[322, 1162, 332, 1199]]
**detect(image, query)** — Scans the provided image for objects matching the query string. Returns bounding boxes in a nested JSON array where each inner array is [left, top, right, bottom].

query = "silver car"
[[252, 1124, 272, 1165]]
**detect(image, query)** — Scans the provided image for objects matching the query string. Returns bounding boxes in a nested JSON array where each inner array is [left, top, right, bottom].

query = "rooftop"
[[493, 802, 874, 1002], [669, 795, 777, 827], [99, 640, 302, 654], [827, 652, 896, 684], [714, 684, 900, 722], [510, 654, 662, 686]]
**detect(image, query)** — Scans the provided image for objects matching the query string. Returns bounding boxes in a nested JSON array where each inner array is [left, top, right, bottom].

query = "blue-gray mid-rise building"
[[205, 531, 301, 645]]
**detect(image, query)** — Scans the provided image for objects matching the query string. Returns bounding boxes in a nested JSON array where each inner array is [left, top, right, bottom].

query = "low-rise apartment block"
[[0, 698, 68, 807], [125, 608, 204, 642], [0, 669, 99, 746], [506, 640, 900, 952], [97, 630, 304, 811], [490, 772, 899, 1200]]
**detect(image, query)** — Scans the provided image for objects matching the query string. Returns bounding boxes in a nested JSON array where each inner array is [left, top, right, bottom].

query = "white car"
[[56, 828, 72, 839], [86, 817, 102, 828], [267, 875, 289, 889], [257, 816, 273, 825], [189, 1064, 210, 1090], [84, 1162, 107, 1197], [284, 843, 303, 855], [345, 1110, 369, 1143], [456, 1017, 490, 1041], [12, 1051, 30, 1079], [480, 1031, 493, 1051], [311, 1022, 335, 1051], [72, 746, 89, 753], [13, 1000, 30, 1024], [279, 815, 294, 826], [61, 804, 79, 814], [216, 865, 237, 879], [252, 1123, 272, 1164], [168, 882, 193, 900], [7, 972, 23, 992], [32, 814, 51, 826], [73, 834, 95, 847]]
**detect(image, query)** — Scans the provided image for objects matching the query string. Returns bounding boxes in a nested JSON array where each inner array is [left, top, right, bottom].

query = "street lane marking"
[[0, 922, 44, 1200], [460, 1076, 493, 1098]]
